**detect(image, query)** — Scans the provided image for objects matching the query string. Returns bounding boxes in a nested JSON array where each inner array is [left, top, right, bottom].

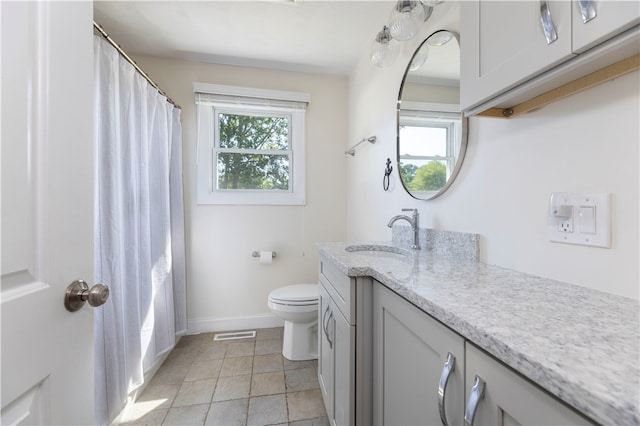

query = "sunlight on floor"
[[118, 399, 168, 423]]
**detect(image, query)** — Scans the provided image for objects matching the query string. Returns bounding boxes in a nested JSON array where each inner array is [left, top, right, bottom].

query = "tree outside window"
[[216, 113, 290, 191]]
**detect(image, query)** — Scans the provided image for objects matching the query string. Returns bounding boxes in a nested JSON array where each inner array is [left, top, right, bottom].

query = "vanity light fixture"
[[370, 0, 444, 68], [388, 0, 428, 41], [370, 26, 399, 68]]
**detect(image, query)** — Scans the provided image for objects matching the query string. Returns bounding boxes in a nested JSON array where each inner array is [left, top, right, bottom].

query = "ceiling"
[[93, 1, 395, 75]]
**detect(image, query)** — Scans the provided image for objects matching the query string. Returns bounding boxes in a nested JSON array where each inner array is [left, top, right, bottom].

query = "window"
[[398, 102, 461, 196], [195, 83, 310, 205]]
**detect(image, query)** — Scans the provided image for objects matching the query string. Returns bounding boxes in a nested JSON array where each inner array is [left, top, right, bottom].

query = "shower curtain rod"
[[93, 21, 181, 109]]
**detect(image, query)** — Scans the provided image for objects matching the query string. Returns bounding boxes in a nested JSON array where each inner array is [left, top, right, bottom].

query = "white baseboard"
[[187, 313, 284, 335]]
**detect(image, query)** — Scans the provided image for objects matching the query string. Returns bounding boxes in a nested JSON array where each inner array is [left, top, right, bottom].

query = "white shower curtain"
[[93, 36, 187, 425]]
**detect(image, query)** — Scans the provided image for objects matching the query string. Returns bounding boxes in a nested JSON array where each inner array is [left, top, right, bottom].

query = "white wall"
[[347, 2, 639, 300], [133, 56, 349, 330]]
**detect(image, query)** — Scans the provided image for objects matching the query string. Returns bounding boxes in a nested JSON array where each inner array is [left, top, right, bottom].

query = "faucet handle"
[[402, 208, 418, 216]]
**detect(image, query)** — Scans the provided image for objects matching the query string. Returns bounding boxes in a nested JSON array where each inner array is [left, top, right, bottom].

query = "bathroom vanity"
[[315, 241, 639, 426]]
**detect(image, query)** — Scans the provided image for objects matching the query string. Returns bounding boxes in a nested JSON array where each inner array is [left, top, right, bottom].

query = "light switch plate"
[[548, 193, 611, 248]]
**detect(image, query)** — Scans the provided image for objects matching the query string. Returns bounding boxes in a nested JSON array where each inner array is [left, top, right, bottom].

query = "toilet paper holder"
[[252, 251, 277, 258]]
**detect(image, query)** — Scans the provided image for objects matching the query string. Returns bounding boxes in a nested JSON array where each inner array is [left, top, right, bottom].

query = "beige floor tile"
[[191, 332, 216, 345], [256, 328, 282, 341], [287, 389, 326, 422], [212, 375, 252, 402], [123, 327, 327, 426], [175, 334, 204, 349], [149, 362, 191, 386], [162, 404, 209, 425], [285, 367, 319, 392], [163, 347, 199, 367], [255, 339, 282, 355], [185, 359, 223, 381], [205, 398, 248, 426], [289, 417, 330, 426], [220, 356, 254, 377], [197, 345, 227, 361], [253, 354, 284, 374], [247, 394, 288, 426], [172, 379, 216, 407], [226, 341, 256, 358], [118, 408, 168, 425], [250, 371, 286, 397], [283, 358, 315, 371], [134, 383, 180, 410]]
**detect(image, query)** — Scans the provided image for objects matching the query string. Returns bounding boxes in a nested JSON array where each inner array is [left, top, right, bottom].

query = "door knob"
[[64, 279, 110, 312]]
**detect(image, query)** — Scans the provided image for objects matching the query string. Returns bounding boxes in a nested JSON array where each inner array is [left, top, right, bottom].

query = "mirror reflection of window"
[[399, 108, 461, 196], [397, 30, 468, 200]]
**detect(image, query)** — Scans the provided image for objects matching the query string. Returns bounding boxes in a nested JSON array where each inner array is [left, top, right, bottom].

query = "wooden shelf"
[[477, 54, 639, 119]]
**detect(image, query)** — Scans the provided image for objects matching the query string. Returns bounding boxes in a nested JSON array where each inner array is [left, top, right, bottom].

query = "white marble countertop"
[[316, 241, 640, 426]]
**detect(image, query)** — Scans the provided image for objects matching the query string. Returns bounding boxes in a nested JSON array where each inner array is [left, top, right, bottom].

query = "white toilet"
[[267, 284, 318, 361]]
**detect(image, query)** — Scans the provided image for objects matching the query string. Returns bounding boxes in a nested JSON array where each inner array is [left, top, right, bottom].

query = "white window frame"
[[195, 83, 310, 205], [399, 101, 461, 179]]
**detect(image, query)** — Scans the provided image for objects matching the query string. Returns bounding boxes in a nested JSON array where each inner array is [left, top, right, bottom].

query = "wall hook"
[[383, 158, 393, 191]]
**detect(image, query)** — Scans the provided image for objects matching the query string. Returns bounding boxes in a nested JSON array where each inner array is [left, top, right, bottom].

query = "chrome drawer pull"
[[322, 305, 331, 343], [464, 376, 486, 426], [539, 0, 558, 44], [578, 0, 597, 23], [327, 311, 334, 348], [438, 352, 456, 426]]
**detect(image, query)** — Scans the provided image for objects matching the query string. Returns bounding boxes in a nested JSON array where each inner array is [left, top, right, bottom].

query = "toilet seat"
[[268, 284, 318, 306]]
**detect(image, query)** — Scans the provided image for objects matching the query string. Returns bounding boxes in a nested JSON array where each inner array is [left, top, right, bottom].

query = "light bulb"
[[420, 0, 444, 6], [370, 26, 399, 68], [388, 0, 426, 41]]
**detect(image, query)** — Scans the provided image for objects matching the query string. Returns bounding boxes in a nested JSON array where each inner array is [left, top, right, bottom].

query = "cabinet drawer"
[[318, 258, 355, 325], [465, 343, 595, 425]]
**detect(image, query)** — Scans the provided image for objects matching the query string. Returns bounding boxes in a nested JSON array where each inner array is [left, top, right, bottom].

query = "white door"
[[1, 1, 95, 424]]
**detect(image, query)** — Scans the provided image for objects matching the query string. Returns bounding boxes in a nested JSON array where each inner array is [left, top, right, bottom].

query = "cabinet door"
[[333, 309, 355, 426], [373, 284, 465, 426], [318, 283, 334, 421], [465, 343, 595, 425], [461, 0, 574, 110], [572, 0, 640, 53]]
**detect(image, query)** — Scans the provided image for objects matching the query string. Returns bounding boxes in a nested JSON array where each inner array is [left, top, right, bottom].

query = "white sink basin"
[[344, 244, 411, 259]]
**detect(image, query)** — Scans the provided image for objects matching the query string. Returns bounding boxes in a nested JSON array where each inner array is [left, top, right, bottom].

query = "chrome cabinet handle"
[[464, 376, 486, 426], [539, 0, 558, 44], [327, 311, 334, 349], [64, 279, 110, 312], [438, 353, 456, 426], [322, 305, 330, 342], [578, 0, 597, 23]]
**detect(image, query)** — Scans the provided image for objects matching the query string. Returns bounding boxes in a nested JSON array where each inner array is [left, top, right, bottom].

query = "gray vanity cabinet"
[[465, 343, 595, 425], [372, 284, 465, 426], [372, 282, 596, 426], [318, 259, 355, 426]]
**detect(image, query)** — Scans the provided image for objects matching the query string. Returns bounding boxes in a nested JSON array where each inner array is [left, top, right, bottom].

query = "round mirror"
[[397, 30, 467, 200]]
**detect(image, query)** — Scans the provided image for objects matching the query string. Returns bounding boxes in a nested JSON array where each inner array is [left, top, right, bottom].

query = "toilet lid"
[[269, 284, 318, 304]]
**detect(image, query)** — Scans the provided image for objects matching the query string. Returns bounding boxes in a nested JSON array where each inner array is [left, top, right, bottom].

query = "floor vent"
[[213, 331, 256, 341]]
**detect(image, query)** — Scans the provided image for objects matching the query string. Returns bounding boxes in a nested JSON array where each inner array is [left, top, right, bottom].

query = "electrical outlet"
[[558, 220, 573, 233], [548, 192, 611, 248]]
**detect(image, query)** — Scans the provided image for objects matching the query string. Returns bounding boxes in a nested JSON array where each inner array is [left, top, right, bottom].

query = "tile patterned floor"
[[115, 328, 328, 426]]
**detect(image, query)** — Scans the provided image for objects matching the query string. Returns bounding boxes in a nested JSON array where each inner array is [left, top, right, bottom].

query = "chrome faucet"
[[387, 208, 420, 250]]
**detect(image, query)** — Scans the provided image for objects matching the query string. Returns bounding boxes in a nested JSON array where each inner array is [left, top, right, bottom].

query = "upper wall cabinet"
[[461, 1, 640, 115], [572, 1, 640, 52]]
